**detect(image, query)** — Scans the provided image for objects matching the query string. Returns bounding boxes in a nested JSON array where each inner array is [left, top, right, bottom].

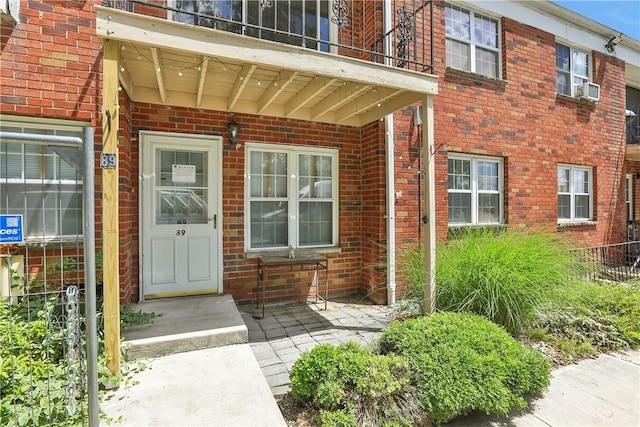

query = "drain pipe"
[[383, 0, 396, 305], [385, 116, 397, 305]]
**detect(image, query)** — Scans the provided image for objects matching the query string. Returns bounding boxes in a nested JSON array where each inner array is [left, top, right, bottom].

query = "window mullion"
[[471, 158, 477, 224], [469, 11, 476, 73], [290, 151, 298, 247]]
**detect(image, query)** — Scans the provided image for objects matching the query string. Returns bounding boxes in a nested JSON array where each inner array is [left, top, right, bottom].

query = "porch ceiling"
[[95, 6, 438, 128]]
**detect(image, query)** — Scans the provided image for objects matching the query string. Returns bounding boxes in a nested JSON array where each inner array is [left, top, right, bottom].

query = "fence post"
[[83, 126, 99, 426]]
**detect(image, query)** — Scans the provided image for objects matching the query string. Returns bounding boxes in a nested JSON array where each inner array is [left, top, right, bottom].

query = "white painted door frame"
[[139, 131, 223, 300]]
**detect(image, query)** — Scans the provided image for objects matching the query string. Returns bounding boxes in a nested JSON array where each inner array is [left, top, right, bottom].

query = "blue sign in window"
[[0, 215, 24, 244]]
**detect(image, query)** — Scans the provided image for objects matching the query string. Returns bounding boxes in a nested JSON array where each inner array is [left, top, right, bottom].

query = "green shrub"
[[0, 296, 87, 426], [533, 280, 640, 354], [290, 342, 423, 426], [378, 312, 551, 425], [396, 229, 579, 333], [315, 408, 357, 427]]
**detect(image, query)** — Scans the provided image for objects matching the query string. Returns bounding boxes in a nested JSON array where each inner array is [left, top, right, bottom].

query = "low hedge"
[[378, 312, 551, 424], [290, 342, 423, 426]]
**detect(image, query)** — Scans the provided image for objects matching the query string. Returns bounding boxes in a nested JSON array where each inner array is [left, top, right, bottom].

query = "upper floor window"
[[245, 143, 338, 250], [448, 155, 503, 225], [556, 43, 591, 97], [174, 0, 331, 52], [558, 164, 593, 223], [0, 122, 83, 241], [445, 4, 500, 79]]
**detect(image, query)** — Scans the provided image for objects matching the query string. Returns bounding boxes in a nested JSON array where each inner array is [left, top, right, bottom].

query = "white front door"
[[141, 132, 222, 299]]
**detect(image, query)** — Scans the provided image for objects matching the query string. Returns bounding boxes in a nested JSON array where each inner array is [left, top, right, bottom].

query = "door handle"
[[208, 214, 217, 229]]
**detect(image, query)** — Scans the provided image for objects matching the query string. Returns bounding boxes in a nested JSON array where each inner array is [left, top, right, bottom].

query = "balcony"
[[97, 0, 438, 126], [627, 106, 640, 160]]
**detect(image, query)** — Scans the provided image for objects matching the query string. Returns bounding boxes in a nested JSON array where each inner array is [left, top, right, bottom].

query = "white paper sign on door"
[[172, 164, 196, 183]]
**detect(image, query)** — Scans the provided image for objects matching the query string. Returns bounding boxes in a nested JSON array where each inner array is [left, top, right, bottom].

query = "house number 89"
[[176, 230, 185, 236]]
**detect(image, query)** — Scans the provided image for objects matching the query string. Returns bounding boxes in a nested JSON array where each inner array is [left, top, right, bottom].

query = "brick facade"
[[0, 1, 634, 305]]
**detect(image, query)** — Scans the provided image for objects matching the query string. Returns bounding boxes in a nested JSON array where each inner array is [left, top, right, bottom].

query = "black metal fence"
[[571, 241, 640, 282]]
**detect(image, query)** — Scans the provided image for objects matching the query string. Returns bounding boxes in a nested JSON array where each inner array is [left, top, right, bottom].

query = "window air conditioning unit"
[[576, 82, 600, 102], [0, 0, 19, 25]]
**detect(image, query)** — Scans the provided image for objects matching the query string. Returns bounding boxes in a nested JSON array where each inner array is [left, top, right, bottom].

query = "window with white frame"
[[445, 4, 500, 78], [448, 155, 503, 225], [556, 43, 591, 97], [0, 122, 83, 241], [557, 165, 592, 222], [246, 143, 338, 250]]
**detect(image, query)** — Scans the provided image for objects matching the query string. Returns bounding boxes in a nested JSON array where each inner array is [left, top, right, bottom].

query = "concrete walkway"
[[446, 350, 640, 427], [100, 344, 287, 426], [101, 296, 640, 426]]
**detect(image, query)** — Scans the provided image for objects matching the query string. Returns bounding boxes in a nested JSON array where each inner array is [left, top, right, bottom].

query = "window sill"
[[557, 221, 597, 229], [244, 246, 342, 259], [448, 224, 507, 238], [445, 68, 507, 88], [555, 93, 597, 106]]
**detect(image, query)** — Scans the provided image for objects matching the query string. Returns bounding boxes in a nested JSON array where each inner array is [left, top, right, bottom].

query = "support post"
[[102, 39, 121, 374], [422, 96, 436, 314], [83, 126, 99, 427]]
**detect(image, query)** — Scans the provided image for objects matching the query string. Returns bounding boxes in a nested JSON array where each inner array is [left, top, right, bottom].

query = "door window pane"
[[155, 149, 208, 224]]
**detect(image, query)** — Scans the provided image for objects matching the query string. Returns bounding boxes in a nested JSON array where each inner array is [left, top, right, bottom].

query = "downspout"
[[383, 0, 396, 305]]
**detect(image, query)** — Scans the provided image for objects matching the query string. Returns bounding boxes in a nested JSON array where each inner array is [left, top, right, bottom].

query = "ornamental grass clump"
[[378, 312, 551, 425], [437, 228, 580, 334]]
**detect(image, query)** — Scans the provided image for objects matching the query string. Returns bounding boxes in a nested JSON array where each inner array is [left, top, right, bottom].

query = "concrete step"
[[121, 294, 248, 360]]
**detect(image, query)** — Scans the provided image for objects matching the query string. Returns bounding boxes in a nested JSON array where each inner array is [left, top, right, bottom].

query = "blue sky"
[[552, 1, 640, 41]]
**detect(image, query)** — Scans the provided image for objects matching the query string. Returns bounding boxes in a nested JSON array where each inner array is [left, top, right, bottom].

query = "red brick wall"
[[0, 1, 136, 302], [0, 1, 102, 122], [360, 120, 388, 303], [390, 4, 628, 272], [1, 0, 632, 306], [130, 103, 368, 304], [118, 90, 138, 302]]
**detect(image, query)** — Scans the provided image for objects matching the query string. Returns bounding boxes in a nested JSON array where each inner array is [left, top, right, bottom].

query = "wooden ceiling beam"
[[228, 63, 256, 110], [336, 87, 402, 123], [311, 82, 370, 120], [285, 76, 336, 116], [196, 56, 209, 108], [257, 69, 298, 114], [150, 47, 167, 104]]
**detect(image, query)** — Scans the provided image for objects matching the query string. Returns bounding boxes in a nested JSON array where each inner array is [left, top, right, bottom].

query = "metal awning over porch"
[[95, 6, 438, 127]]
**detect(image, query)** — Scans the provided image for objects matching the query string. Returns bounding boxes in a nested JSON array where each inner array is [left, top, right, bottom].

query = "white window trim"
[[448, 154, 504, 226], [557, 164, 593, 223], [445, 4, 502, 79], [626, 173, 633, 222], [244, 142, 339, 251], [555, 42, 592, 98]]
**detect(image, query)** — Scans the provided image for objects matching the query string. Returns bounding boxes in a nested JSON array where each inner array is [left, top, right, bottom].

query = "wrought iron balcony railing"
[[102, 0, 434, 74]]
